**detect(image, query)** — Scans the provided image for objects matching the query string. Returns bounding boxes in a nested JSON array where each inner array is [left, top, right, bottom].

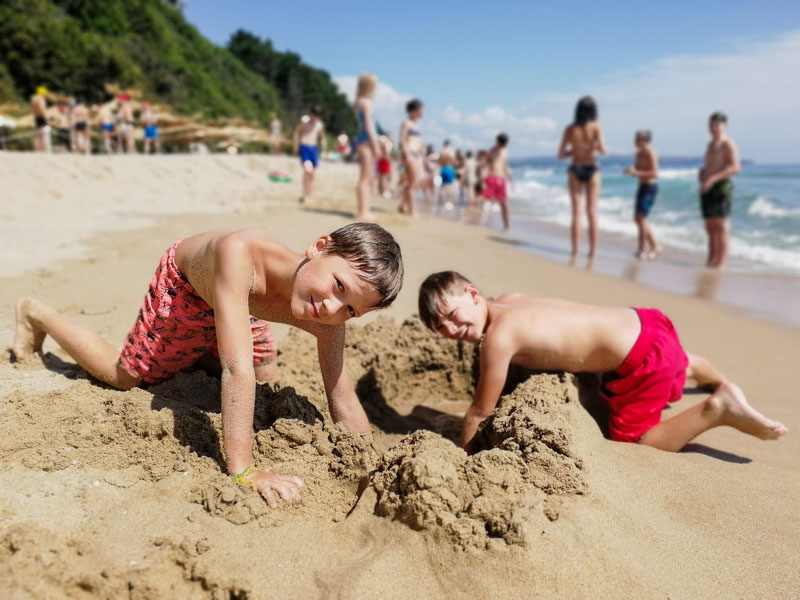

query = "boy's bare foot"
[[12, 298, 48, 360], [357, 212, 377, 223], [709, 382, 788, 440]]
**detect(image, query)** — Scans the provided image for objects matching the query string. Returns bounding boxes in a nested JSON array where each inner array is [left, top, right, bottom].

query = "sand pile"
[[367, 374, 586, 551], [276, 317, 587, 550]]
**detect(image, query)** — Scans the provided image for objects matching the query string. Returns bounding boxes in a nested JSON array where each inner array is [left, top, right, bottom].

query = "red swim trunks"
[[118, 242, 276, 384], [377, 157, 391, 175], [482, 174, 507, 202], [600, 308, 689, 443]]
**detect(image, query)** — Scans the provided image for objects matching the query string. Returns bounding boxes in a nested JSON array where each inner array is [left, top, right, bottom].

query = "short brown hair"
[[324, 223, 403, 309], [418, 271, 473, 330], [635, 129, 652, 142], [709, 111, 728, 124]]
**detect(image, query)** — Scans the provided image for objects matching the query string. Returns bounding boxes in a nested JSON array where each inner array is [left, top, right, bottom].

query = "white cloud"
[[527, 30, 800, 161], [334, 75, 556, 154]]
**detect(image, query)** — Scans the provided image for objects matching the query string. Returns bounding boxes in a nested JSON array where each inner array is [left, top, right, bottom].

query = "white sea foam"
[[659, 168, 697, 180], [747, 196, 800, 218], [522, 168, 554, 178]]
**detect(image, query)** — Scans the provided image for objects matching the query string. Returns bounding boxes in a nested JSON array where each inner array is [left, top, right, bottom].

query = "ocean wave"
[[659, 168, 697, 180], [747, 196, 800, 218], [522, 168, 555, 178]]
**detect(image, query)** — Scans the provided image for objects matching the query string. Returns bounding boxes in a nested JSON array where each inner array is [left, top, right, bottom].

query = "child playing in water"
[[13, 223, 403, 507], [624, 130, 662, 260], [418, 271, 787, 451]]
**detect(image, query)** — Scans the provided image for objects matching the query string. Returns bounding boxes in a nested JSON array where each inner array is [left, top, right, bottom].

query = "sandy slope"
[[1, 153, 797, 599]]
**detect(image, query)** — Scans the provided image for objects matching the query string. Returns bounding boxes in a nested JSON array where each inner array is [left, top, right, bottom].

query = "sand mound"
[[367, 374, 586, 551]]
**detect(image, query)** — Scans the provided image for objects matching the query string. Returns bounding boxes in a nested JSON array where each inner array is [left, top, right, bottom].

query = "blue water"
[[507, 157, 800, 274]]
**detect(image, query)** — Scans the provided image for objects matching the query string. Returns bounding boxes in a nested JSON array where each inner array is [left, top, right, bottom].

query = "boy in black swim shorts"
[[698, 112, 740, 268], [624, 129, 662, 260]]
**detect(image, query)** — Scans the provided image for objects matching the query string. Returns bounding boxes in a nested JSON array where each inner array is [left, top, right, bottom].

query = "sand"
[[1, 152, 798, 599]]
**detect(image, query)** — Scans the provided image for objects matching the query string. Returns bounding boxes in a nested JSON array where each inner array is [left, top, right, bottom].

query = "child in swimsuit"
[[624, 129, 662, 260], [13, 223, 404, 508], [293, 105, 326, 204], [418, 271, 787, 452], [558, 96, 608, 258]]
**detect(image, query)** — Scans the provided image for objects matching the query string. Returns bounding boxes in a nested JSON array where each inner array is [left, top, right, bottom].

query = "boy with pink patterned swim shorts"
[[418, 271, 787, 453], [13, 223, 403, 507]]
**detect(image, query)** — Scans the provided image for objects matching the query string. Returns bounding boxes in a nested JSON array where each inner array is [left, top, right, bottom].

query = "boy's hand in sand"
[[248, 470, 305, 508]]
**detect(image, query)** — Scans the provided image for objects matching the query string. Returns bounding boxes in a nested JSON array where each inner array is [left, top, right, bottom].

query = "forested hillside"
[[0, 0, 356, 133]]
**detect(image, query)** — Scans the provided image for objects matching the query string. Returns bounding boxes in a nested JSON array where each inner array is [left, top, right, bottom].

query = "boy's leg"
[[13, 298, 140, 390], [634, 212, 646, 257], [638, 382, 787, 452], [686, 353, 725, 390], [500, 198, 510, 231]]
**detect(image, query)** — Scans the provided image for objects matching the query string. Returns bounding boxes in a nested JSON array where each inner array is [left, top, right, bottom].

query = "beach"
[[1, 153, 798, 598]]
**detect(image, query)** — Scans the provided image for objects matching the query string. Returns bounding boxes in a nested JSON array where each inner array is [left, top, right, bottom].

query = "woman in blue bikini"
[[557, 96, 607, 258], [353, 73, 380, 221]]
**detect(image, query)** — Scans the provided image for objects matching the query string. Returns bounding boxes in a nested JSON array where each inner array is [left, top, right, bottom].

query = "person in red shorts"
[[376, 133, 393, 199], [13, 223, 404, 506], [464, 133, 512, 230], [418, 271, 788, 452]]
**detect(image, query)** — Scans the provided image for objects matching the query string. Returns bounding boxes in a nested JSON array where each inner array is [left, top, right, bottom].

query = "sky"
[[184, 1, 800, 163]]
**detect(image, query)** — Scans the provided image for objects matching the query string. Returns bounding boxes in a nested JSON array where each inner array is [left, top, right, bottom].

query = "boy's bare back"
[[485, 294, 641, 373]]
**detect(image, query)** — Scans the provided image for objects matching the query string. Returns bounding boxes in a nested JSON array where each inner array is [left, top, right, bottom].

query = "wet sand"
[[1, 152, 798, 599]]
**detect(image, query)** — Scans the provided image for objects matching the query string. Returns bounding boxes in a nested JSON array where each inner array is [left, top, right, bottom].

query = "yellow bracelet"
[[231, 465, 255, 487]]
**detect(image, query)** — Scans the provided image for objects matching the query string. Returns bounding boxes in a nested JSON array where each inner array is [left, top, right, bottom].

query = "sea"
[[461, 156, 800, 327]]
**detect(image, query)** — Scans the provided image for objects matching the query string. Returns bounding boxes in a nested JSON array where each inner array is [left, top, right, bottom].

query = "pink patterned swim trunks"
[[482, 174, 507, 202], [118, 242, 275, 384]]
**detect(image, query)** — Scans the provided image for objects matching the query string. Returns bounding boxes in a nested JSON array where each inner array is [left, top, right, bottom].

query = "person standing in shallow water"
[[558, 96, 608, 258], [699, 112, 740, 268], [624, 130, 662, 260]]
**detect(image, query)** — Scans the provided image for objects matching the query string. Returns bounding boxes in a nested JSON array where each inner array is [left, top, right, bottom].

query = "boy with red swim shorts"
[[13, 223, 404, 506], [418, 271, 787, 453]]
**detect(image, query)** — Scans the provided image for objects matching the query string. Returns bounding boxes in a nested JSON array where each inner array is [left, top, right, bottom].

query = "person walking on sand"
[[117, 94, 136, 154], [141, 101, 161, 154], [624, 130, 662, 260], [558, 96, 608, 258], [398, 99, 424, 216], [293, 105, 326, 204], [71, 98, 90, 155], [30, 86, 51, 153], [698, 112, 740, 268], [268, 113, 283, 154], [352, 73, 380, 221], [97, 103, 116, 154]]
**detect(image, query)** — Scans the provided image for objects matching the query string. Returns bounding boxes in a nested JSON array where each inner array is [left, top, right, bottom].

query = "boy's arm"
[[460, 336, 514, 450], [213, 238, 260, 475], [316, 324, 372, 435], [214, 237, 305, 505]]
